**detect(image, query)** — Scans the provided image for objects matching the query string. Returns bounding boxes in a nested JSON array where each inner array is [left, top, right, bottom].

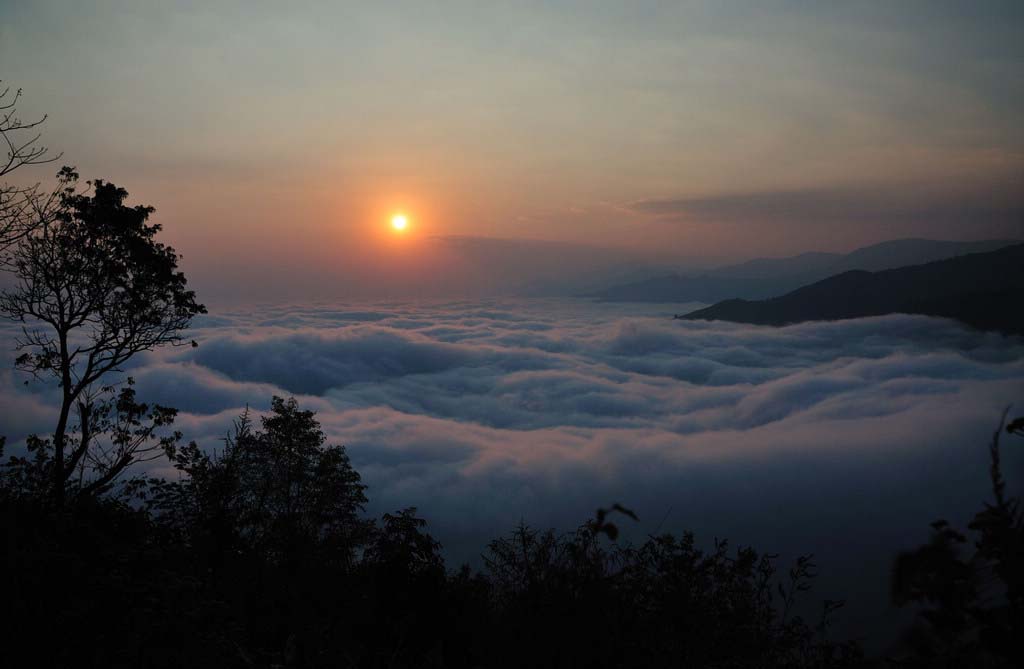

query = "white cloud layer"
[[2, 298, 1023, 647]]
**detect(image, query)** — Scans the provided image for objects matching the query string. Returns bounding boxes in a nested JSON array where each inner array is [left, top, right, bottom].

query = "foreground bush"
[[890, 413, 1023, 668], [1, 397, 862, 668], [9, 399, 1017, 667]]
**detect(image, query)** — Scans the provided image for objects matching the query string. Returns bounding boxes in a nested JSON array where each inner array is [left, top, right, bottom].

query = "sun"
[[390, 214, 408, 232]]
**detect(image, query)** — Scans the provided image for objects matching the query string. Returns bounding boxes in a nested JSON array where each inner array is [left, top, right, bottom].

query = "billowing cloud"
[[1, 299, 1022, 648]]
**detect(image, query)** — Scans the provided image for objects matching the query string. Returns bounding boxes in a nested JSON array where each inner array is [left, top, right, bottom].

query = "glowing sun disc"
[[391, 214, 408, 231]]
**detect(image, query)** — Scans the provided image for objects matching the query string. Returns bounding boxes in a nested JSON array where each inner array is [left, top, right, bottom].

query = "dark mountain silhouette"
[[587, 238, 1020, 303], [681, 243, 1024, 334]]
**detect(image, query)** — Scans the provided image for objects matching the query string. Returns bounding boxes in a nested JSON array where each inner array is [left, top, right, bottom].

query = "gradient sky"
[[2, 1, 1022, 301]]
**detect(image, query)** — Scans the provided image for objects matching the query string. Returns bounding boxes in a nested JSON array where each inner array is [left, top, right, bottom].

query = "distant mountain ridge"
[[586, 238, 1020, 303], [681, 243, 1024, 334]]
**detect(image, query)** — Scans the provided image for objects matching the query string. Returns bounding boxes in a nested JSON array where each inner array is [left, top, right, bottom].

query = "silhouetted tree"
[[2, 389, 869, 667], [351, 507, 451, 664], [364, 507, 445, 577], [0, 82, 61, 249], [143, 398, 375, 665], [481, 513, 860, 668], [0, 169, 205, 505], [892, 410, 1023, 667], [0, 378, 185, 500], [155, 397, 371, 568]]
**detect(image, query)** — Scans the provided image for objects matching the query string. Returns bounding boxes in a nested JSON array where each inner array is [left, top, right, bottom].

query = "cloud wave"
[[2, 298, 1023, 648]]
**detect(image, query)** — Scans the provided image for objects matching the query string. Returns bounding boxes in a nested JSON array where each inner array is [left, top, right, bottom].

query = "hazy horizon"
[[2, 1, 1022, 301]]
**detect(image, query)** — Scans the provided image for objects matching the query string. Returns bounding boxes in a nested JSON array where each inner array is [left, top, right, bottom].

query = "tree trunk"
[[51, 330, 75, 507], [52, 394, 71, 508]]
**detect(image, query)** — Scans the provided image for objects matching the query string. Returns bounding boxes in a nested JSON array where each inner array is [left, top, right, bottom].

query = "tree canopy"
[[153, 397, 371, 568], [0, 168, 205, 504]]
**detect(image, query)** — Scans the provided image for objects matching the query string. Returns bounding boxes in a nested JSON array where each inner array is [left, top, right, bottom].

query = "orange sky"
[[2, 1, 1022, 302]]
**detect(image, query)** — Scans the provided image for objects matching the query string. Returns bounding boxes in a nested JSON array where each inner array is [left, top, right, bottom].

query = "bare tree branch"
[[0, 82, 63, 251]]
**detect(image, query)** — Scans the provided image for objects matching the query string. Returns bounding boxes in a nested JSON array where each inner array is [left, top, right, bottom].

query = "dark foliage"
[[0, 169, 205, 505], [891, 411, 1023, 668], [1, 396, 864, 668], [0, 377, 184, 500], [479, 521, 860, 668], [149, 397, 372, 569]]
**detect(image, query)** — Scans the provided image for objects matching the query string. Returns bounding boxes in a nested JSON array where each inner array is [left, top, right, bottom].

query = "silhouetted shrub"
[[1, 396, 864, 667], [891, 411, 1023, 668], [478, 521, 860, 668]]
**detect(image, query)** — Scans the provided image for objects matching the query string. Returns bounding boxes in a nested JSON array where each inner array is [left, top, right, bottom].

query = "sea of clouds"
[[2, 298, 1023, 647]]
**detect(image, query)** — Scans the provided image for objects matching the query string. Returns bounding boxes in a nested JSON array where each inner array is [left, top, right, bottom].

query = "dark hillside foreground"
[[3, 399, 1022, 667], [1, 399, 865, 669], [683, 243, 1024, 334]]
